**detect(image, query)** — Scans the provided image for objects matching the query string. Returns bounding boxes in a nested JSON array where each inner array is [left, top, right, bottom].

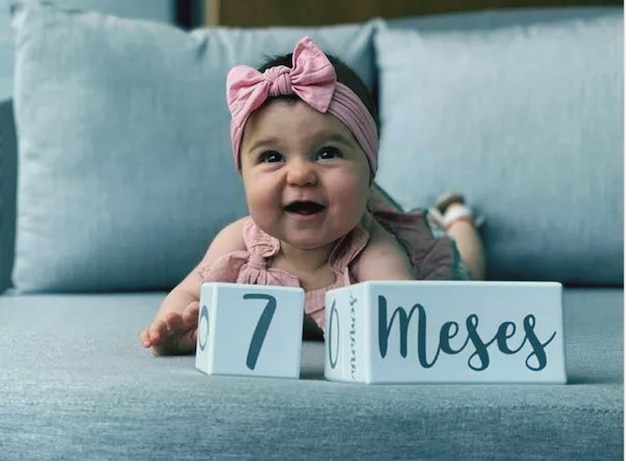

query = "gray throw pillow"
[[374, 9, 623, 285], [10, 0, 378, 292]]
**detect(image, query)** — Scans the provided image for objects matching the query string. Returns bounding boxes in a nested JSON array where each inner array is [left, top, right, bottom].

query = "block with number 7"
[[195, 282, 305, 379]]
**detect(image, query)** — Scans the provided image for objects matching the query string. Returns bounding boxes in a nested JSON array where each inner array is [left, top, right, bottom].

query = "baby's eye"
[[316, 146, 342, 161], [259, 151, 284, 163]]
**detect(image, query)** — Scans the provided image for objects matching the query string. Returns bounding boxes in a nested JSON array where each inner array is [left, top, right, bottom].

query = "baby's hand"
[[140, 301, 199, 355]]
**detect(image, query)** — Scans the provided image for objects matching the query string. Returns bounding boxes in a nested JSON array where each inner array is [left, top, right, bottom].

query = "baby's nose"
[[286, 159, 317, 186]]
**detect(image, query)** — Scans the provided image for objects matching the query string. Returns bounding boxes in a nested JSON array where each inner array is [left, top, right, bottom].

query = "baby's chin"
[[276, 228, 354, 253], [253, 214, 359, 248]]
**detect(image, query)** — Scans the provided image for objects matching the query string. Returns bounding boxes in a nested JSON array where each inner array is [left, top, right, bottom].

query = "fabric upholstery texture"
[[9, 0, 377, 292], [374, 9, 624, 285], [0, 288, 622, 459]]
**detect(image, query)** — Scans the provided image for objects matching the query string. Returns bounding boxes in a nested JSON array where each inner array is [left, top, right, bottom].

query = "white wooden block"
[[324, 281, 566, 384], [195, 283, 304, 379]]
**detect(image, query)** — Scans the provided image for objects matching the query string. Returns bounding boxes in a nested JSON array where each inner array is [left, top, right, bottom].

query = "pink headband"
[[226, 37, 378, 176]]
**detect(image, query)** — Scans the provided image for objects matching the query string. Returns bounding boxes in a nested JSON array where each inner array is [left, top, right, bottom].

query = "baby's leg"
[[437, 195, 486, 280]]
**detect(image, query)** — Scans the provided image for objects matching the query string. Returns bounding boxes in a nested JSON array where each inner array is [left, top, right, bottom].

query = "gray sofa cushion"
[[9, 0, 377, 292], [0, 288, 622, 459], [374, 8, 624, 286]]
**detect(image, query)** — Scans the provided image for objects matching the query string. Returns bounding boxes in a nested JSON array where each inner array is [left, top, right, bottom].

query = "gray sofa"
[[1, 2, 623, 459]]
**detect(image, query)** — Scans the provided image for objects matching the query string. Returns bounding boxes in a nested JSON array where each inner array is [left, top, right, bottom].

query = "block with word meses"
[[324, 281, 566, 384], [195, 282, 305, 379]]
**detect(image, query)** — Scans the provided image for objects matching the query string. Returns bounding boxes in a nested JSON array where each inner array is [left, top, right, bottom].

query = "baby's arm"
[[140, 217, 248, 355], [352, 218, 415, 281]]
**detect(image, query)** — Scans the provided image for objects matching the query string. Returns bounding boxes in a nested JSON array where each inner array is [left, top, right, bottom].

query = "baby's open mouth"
[[284, 201, 325, 215]]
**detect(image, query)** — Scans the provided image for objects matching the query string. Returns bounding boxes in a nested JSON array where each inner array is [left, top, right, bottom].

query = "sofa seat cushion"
[[0, 288, 622, 459]]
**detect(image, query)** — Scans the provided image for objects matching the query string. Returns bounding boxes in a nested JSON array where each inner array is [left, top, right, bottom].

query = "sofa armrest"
[[0, 99, 16, 293]]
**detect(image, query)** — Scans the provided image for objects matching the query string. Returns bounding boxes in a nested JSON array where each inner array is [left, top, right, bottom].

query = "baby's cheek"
[[332, 182, 369, 219], [243, 176, 271, 207]]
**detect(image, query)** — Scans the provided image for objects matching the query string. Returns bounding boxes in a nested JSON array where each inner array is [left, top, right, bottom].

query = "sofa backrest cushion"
[[6, 2, 623, 292], [375, 7, 623, 285], [9, 0, 377, 292]]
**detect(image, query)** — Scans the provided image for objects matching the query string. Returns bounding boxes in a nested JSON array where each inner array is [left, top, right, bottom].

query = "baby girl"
[[140, 37, 485, 355]]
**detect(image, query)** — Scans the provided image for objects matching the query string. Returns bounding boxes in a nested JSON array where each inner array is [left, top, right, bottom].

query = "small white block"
[[324, 281, 566, 384], [196, 282, 304, 379]]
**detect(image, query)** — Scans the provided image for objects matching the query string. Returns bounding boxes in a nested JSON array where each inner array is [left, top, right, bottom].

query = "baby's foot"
[[435, 192, 466, 214], [140, 302, 199, 355]]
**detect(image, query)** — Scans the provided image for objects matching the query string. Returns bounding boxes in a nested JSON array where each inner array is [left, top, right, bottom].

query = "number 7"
[[244, 293, 277, 370]]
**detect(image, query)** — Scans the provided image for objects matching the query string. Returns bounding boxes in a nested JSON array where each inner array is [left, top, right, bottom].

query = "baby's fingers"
[[145, 315, 181, 350], [183, 301, 200, 325], [176, 328, 197, 354], [147, 318, 169, 342], [139, 329, 152, 348], [163, 311, 186, 333]]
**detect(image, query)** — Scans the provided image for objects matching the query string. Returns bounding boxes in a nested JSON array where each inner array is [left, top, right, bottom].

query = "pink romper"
[[198, 187, 466, 331]]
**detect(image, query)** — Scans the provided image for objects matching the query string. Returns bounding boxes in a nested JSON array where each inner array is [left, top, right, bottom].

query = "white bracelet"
[[443, 204, 474, 229]]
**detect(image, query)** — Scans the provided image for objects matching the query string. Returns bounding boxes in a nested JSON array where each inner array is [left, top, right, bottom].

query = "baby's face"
[[239, 99, 371, 252]]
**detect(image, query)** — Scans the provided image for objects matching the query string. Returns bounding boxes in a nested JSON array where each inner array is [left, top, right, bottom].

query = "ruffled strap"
[[197, 250, 251, 283], [241, 217, 280, 259], [198, 218, 300, 287], [327, 214, 371, 284]]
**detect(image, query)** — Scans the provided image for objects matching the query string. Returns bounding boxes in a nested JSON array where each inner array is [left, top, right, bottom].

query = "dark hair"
[[257, 52, 379, 131]]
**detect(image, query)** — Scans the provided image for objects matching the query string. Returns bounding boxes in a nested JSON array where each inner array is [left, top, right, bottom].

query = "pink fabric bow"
[[227, 37, 336, 139], [226, 36, 378, 176]]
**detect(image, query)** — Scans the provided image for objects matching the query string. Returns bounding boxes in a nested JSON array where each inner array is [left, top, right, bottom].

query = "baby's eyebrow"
[[322, 133, 356, 147], [245, 138, 280, 153]]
